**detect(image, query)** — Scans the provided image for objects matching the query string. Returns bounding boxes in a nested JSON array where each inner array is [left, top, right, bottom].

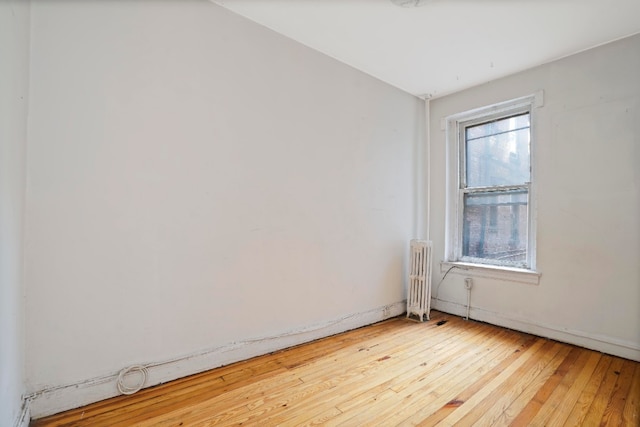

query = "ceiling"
[[211, 0, 640, 98]]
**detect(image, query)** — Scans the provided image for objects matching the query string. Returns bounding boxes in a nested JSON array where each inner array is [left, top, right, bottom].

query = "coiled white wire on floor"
[[117, 365, 149, 395]]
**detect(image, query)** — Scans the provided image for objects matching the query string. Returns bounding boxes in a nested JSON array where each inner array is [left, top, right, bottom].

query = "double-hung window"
[[446, 95, 538, 272]]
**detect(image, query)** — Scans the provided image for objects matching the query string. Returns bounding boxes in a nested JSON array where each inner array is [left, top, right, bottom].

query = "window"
[[445, 95, 538, 272]]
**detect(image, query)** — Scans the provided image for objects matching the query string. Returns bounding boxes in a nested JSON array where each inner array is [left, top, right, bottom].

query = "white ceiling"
[[212, 0, 640, 98]]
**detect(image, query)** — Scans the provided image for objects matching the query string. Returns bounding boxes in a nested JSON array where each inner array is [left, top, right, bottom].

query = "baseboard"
[[432, 298, 640, 362], [28, 301, 406, 420], [14, 398, 30, 427]]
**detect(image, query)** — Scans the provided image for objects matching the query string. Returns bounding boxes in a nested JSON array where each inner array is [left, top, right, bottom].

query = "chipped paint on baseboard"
[[28, 301, 406, 419]]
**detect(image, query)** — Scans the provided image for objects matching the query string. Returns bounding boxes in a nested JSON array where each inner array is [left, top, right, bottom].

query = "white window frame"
[[443, 93, 542, 283]]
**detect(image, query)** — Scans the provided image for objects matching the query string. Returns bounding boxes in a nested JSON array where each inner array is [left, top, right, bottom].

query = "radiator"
[[407, 239, 432, 322]]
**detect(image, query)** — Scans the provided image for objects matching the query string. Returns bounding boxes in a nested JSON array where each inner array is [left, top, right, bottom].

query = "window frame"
[[444, 94, 541, 275]]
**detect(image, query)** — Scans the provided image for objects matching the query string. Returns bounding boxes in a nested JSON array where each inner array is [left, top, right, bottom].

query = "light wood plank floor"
[[32, 311, 640, 426]]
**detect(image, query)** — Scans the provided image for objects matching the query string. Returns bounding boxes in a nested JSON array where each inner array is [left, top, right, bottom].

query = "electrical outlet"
[[464, 278, 473, 290]]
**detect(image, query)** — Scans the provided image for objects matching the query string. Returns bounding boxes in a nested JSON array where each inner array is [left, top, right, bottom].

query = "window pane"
[[465, 113, 530, 188], [462, 190, 528, 265]]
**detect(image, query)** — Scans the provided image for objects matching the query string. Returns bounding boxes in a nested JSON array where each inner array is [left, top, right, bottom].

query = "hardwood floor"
[[32, 311, 640, 426]]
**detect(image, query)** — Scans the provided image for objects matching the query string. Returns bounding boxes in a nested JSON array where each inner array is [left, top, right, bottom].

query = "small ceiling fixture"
[[390, 0, 434, 7]]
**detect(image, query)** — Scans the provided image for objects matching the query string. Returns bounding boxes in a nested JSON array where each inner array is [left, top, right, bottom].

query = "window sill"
[[440, 261, 541, 285]]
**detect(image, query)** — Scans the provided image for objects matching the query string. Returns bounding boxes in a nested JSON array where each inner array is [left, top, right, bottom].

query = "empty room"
[[1, 0, 639, 425]]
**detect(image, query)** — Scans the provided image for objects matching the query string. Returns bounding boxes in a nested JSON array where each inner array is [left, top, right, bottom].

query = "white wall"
[[430, 34, 640, 360], [25, 0, 421, 416], [0, 1, 29, 426]]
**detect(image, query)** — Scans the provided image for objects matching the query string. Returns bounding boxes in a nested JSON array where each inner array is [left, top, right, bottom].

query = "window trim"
[[444, 93, 542, 276], [439, 261, 541, 286], [458, 109, 531, 268]]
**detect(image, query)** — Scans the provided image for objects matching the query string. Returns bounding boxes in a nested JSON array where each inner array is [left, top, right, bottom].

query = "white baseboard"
[[28, 301, 406, 420], [432, 298, 640, 362], [14, 398, 30, 427]]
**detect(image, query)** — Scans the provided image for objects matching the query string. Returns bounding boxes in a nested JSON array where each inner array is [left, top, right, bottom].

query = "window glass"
[[465, 113, 530, 188], [462, 190, 528, 265]]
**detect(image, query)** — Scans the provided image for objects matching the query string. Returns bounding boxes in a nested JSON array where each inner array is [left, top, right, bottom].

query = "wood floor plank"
[[408, 334, 539, 426], [390, 333, 537, 426], [250, 326, 520, 425], [430, 337, 550, 427], [242, 317, 493, 425], [462, 342, 569, 427], [338, 329, 530, 426], [579, 357, 625, 425], [544, 352, 602, 427], [388, 321, 499, 393], [328, 323, 514, 420], [507, 346, 583, 426], [294, 317, 451, 384], [286, 322, 477, 419], [31, 312, 640, 427], [68, 366, 292, 427], [225, 324, 460, 425], [486, 343, 573, 427], [599, 359, 637, 426], [622, 363, 640, 426], [227, 320, 456, 423], [534, 350, 602, 427], [561, 354, 613, 427], [179, 319, 449, 427], [133, 371, 303, 426]]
